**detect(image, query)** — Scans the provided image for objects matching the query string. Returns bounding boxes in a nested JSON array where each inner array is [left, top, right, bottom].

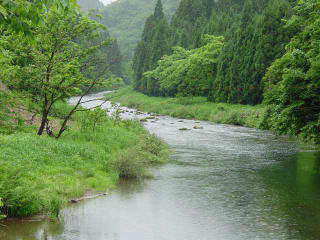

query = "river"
[[2, 91, 320, 240]]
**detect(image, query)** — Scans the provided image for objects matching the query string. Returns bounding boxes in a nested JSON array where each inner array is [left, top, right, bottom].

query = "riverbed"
[[2, 91, 320, 240]]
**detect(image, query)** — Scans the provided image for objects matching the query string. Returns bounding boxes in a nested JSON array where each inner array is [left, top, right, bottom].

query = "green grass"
[[108, 87, 268, 129], [0, 109, 168, 218]]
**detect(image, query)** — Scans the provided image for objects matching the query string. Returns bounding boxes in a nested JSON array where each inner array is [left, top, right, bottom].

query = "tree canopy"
[[0, 0, 119, 137], [132, 0, 171, 95], [131, 0, 320, 142], [263, 0, 320, 143]]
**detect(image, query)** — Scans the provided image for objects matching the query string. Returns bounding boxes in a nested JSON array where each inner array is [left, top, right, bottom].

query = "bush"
[[110, 133, 168, 178]]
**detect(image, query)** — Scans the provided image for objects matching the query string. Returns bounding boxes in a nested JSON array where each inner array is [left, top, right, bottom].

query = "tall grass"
[[108, 87, 268, 129], [0, 109, 168, 218]]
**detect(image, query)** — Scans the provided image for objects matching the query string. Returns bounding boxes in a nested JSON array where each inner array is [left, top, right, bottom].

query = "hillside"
[[77, 0, 123, 78], [131, 0, 320, 143], [102, 0, 180, 60], [78, 0, 104, 11]]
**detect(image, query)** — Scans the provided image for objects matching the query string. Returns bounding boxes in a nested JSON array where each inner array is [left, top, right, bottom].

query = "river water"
[[2, 92, 320, 240]]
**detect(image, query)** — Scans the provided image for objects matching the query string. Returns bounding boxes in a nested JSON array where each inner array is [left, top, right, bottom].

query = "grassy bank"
[[108, 87, 268, 129], [0, 107, 168, 218]]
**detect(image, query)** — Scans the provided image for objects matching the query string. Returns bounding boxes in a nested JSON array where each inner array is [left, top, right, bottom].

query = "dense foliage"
[[210, 0, 293, 105], [0, 0, 70, 33], [135, 0, 294, 105], [1, 2, 113, 137], [101, 0, 179, 60], [142, 35, 224, 97], [131, 0, 320, 142], [263, 0, 320, 143], [132, 0, 171, 95], [170, 0, 214, 49]]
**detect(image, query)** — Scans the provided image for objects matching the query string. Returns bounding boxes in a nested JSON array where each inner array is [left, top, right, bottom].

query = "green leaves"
[[133, 0, 171, 95], [0, 0, 79, 34], [0, 198, 5, 220], [0, 0, 115, 136], [208, 0, 293, 105], [263, 0, 320, 143], [101, 0, 179, 61], [0, 4, 8, 19], [142, 35, 224, 97]]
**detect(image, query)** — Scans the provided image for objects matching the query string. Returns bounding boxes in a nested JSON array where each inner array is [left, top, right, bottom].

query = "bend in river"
[[2, 91, 320, 240]]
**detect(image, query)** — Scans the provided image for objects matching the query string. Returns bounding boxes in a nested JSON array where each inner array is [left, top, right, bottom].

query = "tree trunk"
[[37, 111, 48, 136], [56, 113, 71, 139]]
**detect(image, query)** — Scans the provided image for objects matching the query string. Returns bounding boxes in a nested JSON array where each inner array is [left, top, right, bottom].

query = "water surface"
[[2, 92, 320, 240]]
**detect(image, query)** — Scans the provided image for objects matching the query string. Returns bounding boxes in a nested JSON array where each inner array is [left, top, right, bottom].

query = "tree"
[[132, 0, 295, 103], [0, 3, 111, 138], [0, 0, 74, 33], [170, 0, 212, 49], [143, 35, 224, 97], [209, 0, 293, 105], [132, 0, 171, 95], [263, 0, 320, 143], [101, 0, 179, 60]]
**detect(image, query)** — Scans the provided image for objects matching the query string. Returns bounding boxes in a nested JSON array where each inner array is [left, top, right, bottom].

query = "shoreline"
[[107, 87, 319, 150], [107, 87, 266, 129], [0, 95, 169, 220]]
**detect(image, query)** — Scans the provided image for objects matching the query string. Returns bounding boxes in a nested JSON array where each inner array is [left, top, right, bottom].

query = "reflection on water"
[[1, 92, 320, 240], [259, 151, 320, 239]]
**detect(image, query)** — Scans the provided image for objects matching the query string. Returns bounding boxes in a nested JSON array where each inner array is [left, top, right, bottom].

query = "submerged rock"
[[145, 116, 156, 120], [179, 127, 191, 131]]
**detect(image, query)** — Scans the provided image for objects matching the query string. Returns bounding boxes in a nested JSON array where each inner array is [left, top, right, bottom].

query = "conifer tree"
[[133, 0, 170, 95], [209, 0, 293, 105], [132, 0, 297, 105], [170, 0, 212, 49]]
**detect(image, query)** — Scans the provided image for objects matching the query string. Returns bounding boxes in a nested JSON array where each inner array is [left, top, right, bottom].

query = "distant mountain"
[[102, 0, 180, 60], [77, 0, 123, 78], [78, 0, 103, 11]]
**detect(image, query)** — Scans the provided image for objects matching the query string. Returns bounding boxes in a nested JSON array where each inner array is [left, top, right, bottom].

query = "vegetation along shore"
[[0, 0, 168, 220], [1, 0, 319, 231]]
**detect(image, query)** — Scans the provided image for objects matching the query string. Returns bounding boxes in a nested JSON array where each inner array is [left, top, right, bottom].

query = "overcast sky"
[[100, 0, 118, 5]]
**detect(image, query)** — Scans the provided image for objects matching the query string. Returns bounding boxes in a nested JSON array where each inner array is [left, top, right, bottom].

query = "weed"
[[0, 110, 168, 218]]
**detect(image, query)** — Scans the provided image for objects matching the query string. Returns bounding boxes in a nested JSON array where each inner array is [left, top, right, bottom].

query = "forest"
[[131, 0, 320, 144], [0, 0, 320, 238], [102, 0, 179, 60]]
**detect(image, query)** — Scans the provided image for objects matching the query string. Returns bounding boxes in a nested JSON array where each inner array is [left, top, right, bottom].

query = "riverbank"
[[0, 100, 168, 219], [108, 87, 268, 129], [108, 88, 320, 149]]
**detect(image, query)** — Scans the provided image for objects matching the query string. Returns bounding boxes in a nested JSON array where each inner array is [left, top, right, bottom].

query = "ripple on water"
[[3, 92, 320, 240]]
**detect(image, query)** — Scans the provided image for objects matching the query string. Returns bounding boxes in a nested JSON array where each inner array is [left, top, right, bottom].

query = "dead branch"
[[70, 193, 108, 203]]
